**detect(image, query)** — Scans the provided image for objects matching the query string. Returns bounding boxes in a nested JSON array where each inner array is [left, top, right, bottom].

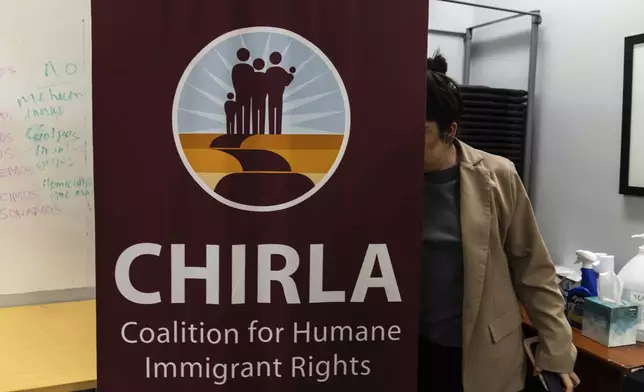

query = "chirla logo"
[[173, 27, 351, 212]]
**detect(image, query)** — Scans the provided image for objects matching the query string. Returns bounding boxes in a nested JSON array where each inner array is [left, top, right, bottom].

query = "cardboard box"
[[582, 297, 639, 347]]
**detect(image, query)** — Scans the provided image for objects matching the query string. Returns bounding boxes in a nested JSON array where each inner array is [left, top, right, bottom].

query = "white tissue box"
[[582, 297, 638, 347]]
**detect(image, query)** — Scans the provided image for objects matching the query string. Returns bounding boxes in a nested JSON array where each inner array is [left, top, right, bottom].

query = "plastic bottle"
[[565, 250, 599, 328], [575, 250, 599, 296], [593, 253, 607, 277], [618, 234, 644, 342], [596, 255, 615, 274]]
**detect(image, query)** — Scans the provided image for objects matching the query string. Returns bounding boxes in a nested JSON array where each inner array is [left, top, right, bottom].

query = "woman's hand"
[[534, 367, 580, 392], [559, 372, 581, 392]]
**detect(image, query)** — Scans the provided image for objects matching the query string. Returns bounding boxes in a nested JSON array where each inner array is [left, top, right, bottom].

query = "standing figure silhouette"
[[266, 52, 295, 135], [224, 92, 238, 135], [250, 59, 268, 135], [231, 48, 254, 134]]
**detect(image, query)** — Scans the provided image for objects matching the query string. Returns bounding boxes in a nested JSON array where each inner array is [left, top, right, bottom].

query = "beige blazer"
[[456, 141, 577, 392]]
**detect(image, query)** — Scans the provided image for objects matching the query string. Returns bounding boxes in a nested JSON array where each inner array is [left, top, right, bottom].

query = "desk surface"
[[570, 327, 644, 371], [0, 300, 97, 392], [521, 307, 644, 372]]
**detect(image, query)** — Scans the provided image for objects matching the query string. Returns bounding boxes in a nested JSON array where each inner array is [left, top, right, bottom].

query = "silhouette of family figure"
[[226, 48, 296, 135]]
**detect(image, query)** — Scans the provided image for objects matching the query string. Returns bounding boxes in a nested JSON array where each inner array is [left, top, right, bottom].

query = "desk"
[[0, 300, 97, 392], [522, 307, 644, 392]]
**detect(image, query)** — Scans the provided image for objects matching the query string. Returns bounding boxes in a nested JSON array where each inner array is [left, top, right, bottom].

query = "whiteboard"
[[0, 0, 94, 295]]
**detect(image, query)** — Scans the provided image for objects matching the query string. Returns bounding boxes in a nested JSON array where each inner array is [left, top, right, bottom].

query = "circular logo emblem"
[[173, 27, 351, 212]]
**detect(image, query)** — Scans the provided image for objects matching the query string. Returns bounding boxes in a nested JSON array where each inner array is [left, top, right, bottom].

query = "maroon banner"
[[93, 1, 428, 390]]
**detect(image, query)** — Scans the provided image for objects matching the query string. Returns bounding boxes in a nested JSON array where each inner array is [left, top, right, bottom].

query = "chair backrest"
[[459, 85, 528, 180]]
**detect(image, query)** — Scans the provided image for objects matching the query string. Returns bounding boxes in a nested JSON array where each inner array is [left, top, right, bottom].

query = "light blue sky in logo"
[[177, 30, 347, 135]]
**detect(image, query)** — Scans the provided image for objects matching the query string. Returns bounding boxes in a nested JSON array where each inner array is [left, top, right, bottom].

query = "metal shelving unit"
[[429, 0, 542, 194]]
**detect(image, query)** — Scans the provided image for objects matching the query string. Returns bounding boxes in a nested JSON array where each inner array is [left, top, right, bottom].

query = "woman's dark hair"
[[426, 52, 463, 142]]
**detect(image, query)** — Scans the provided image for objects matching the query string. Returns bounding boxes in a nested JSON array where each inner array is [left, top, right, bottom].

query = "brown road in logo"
[[208, 134, 315, 206]]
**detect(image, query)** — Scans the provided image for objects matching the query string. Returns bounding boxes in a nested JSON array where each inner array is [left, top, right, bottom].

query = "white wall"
[[459, 0, 644, 270], [428, 0, 474, 83]]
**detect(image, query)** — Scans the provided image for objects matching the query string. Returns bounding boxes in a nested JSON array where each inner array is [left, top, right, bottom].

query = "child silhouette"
[[224, 92, 238, 135]]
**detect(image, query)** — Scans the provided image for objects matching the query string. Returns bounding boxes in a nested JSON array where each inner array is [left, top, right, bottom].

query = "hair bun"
[[427, 52, 448, 74]]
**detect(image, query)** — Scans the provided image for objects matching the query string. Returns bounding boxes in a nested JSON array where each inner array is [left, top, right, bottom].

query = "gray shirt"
[[420, 165, 464, 347]]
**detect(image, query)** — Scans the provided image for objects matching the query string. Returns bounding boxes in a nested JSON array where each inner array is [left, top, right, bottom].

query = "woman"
[[418, 53, 580, 392]]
